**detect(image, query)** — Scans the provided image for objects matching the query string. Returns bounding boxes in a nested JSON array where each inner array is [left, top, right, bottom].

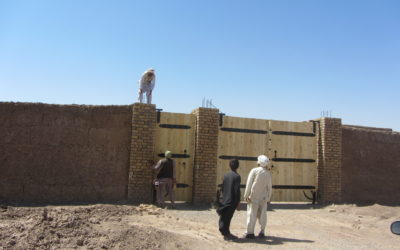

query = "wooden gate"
[[217, 115, 317, 202], [154, 112, 195, 202], [269, 120, 317, 202], [217, 116, 269, 201]]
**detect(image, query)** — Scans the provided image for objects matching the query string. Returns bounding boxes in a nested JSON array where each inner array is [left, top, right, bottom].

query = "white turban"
[[257, 155, 269, 168]]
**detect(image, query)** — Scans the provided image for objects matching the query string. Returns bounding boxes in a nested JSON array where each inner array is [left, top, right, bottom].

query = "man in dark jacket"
[[217, 159, 241, 241], [153, 150, 176, 208]]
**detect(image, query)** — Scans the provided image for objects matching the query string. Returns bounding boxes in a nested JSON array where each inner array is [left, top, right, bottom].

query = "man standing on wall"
[[217, 159, 241, 241], [243, 155, 272, 239], [153, 150, 176, 208], [138, 68, 156, 104]]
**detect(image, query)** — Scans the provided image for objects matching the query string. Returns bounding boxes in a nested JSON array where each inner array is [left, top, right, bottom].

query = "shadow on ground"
[[233, 235, 314, 245]]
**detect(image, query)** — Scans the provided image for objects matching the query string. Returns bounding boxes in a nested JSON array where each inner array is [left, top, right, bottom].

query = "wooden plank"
[[269, 120, 316, 159], [270, 163, 317, 201], [269, 120, 317, 202], [217, 116, 270, 201], [217, 117, 318, 202], [154, 112, 195, 202]]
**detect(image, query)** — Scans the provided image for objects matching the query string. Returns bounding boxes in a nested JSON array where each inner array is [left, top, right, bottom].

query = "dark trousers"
[[218, 205, 236, 236]]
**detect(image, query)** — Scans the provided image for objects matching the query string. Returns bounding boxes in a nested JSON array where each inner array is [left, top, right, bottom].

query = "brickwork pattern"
[[128, 103, 156, 203], [342, 126, 400, 204], [317, 117, 342, 203], [192, 108, 219, 204]]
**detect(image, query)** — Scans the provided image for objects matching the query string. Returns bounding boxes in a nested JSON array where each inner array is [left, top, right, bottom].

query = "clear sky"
[[1, 0, 399, 131]]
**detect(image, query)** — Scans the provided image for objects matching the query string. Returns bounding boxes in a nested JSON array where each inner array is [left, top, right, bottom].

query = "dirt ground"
[[0, 202, 399, 250]]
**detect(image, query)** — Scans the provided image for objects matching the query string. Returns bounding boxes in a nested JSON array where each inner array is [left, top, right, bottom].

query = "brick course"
[[191, 108, 219, 204], [128, 103, 156, 203], [317, 117, 342, 203]]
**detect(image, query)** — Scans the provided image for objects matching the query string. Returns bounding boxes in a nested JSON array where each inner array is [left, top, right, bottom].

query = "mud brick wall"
[[0, 102, 132, 203], [342, 126, 400, 204], [191, 108, 219, 204], [2, 101, 399, 205], [317, 117, 342, 203], [128, 103, 156, 203]]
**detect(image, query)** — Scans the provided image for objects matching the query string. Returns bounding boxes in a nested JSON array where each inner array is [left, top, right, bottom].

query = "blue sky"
[[1, 0, 399, 131]]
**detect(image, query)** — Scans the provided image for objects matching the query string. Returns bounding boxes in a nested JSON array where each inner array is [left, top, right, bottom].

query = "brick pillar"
[[317, 117, 342, 203], [192, 108, 219, 204], [128, 103, 156, 203]]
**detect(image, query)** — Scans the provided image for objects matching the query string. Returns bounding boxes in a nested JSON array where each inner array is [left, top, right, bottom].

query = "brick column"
[[128, 103, 156, 203], [317, 117, 342, 203], [192, 108, 219, 204]]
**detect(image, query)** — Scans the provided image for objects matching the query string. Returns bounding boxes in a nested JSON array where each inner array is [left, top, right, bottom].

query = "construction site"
[[1, 102, 399, 249]]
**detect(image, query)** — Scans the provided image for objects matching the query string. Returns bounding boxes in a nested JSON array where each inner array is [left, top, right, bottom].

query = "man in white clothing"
[[243, 155, 273, 239], [137, 68, 156, 104]]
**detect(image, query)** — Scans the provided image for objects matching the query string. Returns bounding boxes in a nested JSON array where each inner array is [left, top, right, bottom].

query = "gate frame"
[[128, 103, 342, 204]]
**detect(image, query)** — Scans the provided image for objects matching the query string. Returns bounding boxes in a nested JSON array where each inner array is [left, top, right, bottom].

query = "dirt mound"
[[2, 203, 399, 250], [0, 204, 183, 250]]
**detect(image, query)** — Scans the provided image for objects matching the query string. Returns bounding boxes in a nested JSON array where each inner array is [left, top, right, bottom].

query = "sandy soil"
[[0, 202, 399, 249]]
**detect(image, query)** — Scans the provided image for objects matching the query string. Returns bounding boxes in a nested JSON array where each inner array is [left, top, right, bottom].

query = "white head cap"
[[257, 155, 269, 168]]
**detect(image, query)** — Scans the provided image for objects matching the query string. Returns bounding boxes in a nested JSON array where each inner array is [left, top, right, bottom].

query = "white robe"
[[243, 166, 272, 234], [138, 73, 156, 104]]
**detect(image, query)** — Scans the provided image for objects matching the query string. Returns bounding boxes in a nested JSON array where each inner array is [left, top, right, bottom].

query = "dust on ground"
[[0, 202, 399, 249]]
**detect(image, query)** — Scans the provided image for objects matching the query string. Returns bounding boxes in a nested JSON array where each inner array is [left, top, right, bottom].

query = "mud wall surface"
[[342, 126, 400, 204], [0, 102, 132, 203]]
